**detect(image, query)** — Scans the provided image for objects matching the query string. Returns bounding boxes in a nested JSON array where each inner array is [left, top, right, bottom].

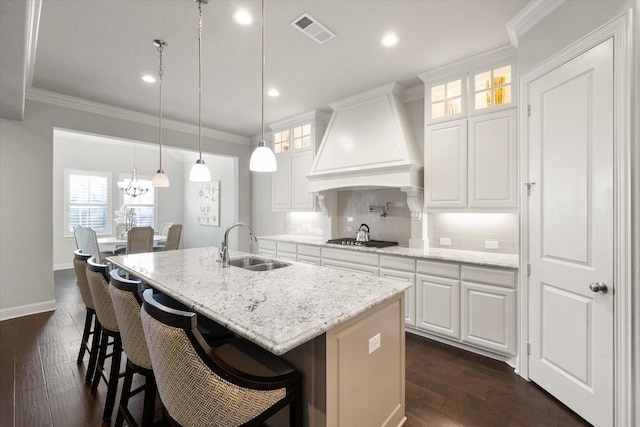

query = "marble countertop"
[[259, 234, 519, 269], [107, 247, 410, 356]]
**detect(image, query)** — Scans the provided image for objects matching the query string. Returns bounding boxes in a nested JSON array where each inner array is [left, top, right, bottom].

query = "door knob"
[[589, 282, 608, 294]]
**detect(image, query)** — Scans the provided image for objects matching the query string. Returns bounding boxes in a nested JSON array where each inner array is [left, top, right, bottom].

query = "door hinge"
[[527, 104, 531, 117], [526, 342, 531, 355], [527, 264, 531, 276]]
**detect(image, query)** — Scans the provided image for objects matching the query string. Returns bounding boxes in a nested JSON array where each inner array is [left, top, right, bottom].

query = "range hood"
[[307, 82, 424, 219]]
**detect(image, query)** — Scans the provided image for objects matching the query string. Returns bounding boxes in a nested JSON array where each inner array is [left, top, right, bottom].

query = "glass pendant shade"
[[190, 159, 211, 182], [250, 141, 277, 172], [152, 170, 170, 187]]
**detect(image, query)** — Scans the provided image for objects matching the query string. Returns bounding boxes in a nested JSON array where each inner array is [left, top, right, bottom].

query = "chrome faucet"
[[220, 222, 258, 267]]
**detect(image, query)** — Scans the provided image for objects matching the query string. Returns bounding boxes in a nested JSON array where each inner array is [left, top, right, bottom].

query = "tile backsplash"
[[337, 189, 412, 245], [428, 212, 518, 254]]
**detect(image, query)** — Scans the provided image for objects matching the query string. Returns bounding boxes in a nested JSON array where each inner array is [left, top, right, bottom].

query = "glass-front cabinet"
[[270, 110, 329, 212], [471, 62, 514, 114], [429, 76, 465, 121]]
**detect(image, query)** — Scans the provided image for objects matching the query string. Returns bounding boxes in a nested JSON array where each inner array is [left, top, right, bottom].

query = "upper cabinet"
[[419, 47, 518, 210], [271, 110, 329, 211]]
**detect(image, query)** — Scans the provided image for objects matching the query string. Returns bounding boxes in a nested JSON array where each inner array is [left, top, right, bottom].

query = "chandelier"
[[117, 144, 149, 198]]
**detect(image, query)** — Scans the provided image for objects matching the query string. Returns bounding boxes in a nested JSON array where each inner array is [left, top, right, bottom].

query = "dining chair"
[[158, 222, 173, 236], [73, 225, 112, 262], [127, 226, 155, 254], [109, 269, 157, 427], [86, 257, 123, 421], [159, 224, 182, 251], [140, 288, 302, 427], [72, 249, 102, 383]]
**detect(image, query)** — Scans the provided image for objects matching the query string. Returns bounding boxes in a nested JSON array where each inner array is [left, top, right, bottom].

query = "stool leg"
[[103, 336, 122, 421], [77, 308, 92, 363], [85, 317, 101, 383], [141, 373, 157, 427], [91, 329, 109, 392], [115, 361, 134, 427]]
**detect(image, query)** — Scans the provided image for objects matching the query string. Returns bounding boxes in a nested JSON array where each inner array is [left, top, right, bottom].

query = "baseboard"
[[54, 262, 73, 271], [0, 300, 57, 321]]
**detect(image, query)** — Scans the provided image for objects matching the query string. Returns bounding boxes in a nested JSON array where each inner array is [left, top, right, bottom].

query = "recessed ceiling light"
[[233, 10, 254, 25], [381, 33, 398, 47], [267, 88, 280, 97], [142, 74, 156, 83]]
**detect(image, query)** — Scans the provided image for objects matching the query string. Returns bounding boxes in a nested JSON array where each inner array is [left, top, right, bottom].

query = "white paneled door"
[[527, 38, 614, 427]]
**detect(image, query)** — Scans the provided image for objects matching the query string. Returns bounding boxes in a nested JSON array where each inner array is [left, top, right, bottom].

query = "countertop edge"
[[258, 234, 519, 269]]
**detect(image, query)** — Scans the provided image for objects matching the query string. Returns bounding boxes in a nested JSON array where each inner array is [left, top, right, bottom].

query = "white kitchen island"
[[108, 247, 410, 427]]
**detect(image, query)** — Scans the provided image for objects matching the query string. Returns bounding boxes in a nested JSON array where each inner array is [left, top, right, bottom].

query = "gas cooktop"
[[327, 238, 398, 248]]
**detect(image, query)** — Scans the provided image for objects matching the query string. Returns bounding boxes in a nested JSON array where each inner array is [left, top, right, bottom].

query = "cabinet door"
[[468, 110, 517, 207], [272, 153, 292, 210], [381, 268, 416, 327], [461, 281, 515, 355], [291, 150, 315, 210], [416, 274, 460, 339], [425, 119, 467, 208]]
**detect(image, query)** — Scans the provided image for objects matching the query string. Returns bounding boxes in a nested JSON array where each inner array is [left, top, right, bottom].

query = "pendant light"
[[249, 0, 277, 172], [152, 39, 170, 187], [189, 0, 212, 182], [118, 144, 149, 198]]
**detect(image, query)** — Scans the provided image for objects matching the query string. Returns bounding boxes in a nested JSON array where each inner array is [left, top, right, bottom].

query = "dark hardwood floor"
[[0, 268, 591, 427]]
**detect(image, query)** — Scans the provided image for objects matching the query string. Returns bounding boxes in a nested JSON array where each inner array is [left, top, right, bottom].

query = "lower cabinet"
[[460, 266, 516, 355], [380, 255, 416, 328], [258, 239, 517, 357], [415, 260, 461, 339]]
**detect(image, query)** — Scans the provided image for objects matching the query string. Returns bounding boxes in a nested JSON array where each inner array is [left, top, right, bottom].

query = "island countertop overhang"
[[107, 246, 410, 355]]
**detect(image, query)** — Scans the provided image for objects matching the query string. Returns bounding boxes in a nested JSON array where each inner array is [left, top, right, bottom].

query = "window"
[[65, 169, 111, 237], [120, 176, 155, 228]]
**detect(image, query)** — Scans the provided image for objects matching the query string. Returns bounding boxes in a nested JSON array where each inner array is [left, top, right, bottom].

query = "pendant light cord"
[[198, 0, 204, 161], [261, 0, 265, 144], [158, 42, 164, 170]]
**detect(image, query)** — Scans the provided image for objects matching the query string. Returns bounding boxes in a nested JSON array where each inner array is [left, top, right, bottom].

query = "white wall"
[[183, 153, 238, 250], [0, 97, 251, 319]]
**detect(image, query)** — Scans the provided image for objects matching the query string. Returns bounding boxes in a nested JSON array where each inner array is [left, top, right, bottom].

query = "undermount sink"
[[228, 256, 291, 271]]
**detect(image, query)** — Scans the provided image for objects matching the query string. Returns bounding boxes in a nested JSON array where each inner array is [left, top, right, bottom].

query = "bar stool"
[[140, 288, 303, 427], [86, 257, 123, 421], [73, 249, 102, 383], [109, 269, 157, 427]]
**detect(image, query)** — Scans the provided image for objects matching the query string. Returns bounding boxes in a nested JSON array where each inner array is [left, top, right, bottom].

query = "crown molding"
[[25, 87, 250, 146], [506, 0, 565, 48]]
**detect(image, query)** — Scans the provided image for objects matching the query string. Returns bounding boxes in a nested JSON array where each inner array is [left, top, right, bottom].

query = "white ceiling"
[[18, 0, 528, 137]]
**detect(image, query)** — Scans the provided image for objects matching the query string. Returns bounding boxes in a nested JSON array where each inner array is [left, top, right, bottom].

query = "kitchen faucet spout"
[[220, 222, 257, 267]]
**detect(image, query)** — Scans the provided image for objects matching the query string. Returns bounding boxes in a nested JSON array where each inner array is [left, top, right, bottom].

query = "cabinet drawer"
[[259, 249, 276, 258], [461, 265, 516, 289], [321, 259, 378, 276], [321, 248, 379, 266], [259, 240, 276, 251], [416, 260, 459, 279], [297, 255, 321, 266], [276, 242, 297, 254], [298, 244, 321, 258], [380, 255, 415, 272]]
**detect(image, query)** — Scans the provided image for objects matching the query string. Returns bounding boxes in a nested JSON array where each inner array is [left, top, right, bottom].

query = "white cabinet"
[[276, 242, 297, 261], [297, 244, 321, 266], [425, 119, 467, 207], [425, 110, 517, 209], [420, 47, 517, 210], [271, 110, 329, 212], [258, 239, 276, 258], [321, 248, 379, 276], [468, 110, 517, 207], [415, 260, 460, 339], [461, 266, 516, 355], [380, 255, 416, 327]]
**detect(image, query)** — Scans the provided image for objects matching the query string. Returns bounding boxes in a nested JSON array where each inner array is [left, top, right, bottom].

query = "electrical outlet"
[[439, 237, 451, 246], [368, 333, 381, 355], [485, 240, 500, 249]]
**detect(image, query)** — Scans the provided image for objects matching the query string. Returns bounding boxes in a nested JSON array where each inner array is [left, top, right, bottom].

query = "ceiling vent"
[[291, 13, 335, 44]]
